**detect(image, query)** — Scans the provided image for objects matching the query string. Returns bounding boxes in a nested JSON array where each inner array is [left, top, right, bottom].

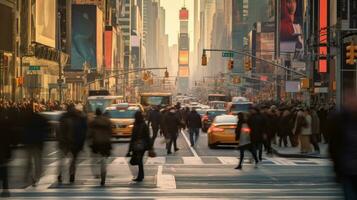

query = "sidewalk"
[[272, 143, 329, 158]]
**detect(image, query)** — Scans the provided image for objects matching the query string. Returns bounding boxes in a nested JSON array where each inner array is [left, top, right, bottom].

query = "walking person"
[[186, 108, 202, 147], [128, 111, 153, 182], [88, 108, 112, 186], [248, 107, 266, 161], [57, 104, 87, 183], [23, 103, 49, 186], [148, 106, 161, 145], [278, 109, 292, 147], [235, 113, 259, 170], [293, 108, 312, 154], [310, 108, 320, 153], [165, 107, 181, 154]]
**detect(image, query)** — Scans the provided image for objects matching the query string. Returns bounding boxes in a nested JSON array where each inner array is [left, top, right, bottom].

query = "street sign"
[[29, 65, 41, 70], [222, 52, 234, 58]]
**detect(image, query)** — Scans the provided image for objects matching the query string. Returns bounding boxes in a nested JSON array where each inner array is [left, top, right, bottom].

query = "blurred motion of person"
[[248, 107, 266, 161], [23, 103, 50, 186], [57, 104, 87, 184], [148, 106, 161, 145], [165, 107, 182, 154], [310, 108, 320, 153], [235, 112, 259, 170], [88, 108, 112, 186], [328, 87, 357, 199], [186, 108, 202, 147], [127, 111, 153, 182]]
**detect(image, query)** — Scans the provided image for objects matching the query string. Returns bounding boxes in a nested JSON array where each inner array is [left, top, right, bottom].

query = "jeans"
[[133, 151, 145, 180], [58, 150, 79, 181], [166, 133, 178, 153], [253, 142, 263, 161], [91, 154, 108, 183], [189, 128, 200, 146], [25, 144, 43, 184], [151, 126, 159, 145], [310, 134, 320, 152]]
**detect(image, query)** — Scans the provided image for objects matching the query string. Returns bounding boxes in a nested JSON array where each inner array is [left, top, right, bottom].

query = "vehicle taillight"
[[211, 126, 224, 132], [242, 127, 251, 133]]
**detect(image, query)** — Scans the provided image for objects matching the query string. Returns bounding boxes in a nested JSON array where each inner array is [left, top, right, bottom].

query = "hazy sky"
[[160, 0, 194, 47]]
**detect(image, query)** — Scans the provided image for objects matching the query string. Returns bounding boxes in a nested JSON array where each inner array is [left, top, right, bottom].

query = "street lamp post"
[[57, 12, 64, 103]]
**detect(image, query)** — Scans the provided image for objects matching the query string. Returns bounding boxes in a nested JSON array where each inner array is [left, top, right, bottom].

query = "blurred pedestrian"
[[186, 108, 202, 147], [148, 106, 161, 145], [88, 108, 112, 186], [127, 111, 153, 182], [235, 112, 259, 170], [328, 87, 357, 199], [23, 103, 49, 186], [57, 104, 87, 183], [248, 107, 266, 161], [310, 108, 320, 153], [278, 109, 293, 147], [293, 108, 311, 153], [165, 107, 181, 154]]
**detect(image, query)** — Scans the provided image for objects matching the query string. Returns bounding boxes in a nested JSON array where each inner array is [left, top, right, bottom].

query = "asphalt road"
[[3, 129, 343, 199]]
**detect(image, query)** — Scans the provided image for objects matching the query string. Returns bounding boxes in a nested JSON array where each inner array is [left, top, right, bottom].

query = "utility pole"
[[57, 12, 64, 103]]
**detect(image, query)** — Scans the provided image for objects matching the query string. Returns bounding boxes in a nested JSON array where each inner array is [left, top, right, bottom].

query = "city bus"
[[139, 92, 173, 110]]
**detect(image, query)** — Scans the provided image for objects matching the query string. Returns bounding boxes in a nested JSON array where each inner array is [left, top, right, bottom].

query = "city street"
[[5, 130, 342, 199]]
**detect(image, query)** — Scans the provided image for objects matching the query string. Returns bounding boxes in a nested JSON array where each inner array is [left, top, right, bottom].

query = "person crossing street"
[[186, 108, 202, 147]]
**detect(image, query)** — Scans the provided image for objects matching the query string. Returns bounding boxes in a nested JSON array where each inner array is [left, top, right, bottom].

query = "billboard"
[[35, 0, 56, 48], [180, 21, 188, 33], [0, 4, 13, 51], [178, 67, 189, 77], [318, 0, 328, 73], [104, 30, 112, 70], [280, 0, 304, 54], [71, 5, 102, 70], [179, 33, 189, 50], [179, 50, 189, 65]]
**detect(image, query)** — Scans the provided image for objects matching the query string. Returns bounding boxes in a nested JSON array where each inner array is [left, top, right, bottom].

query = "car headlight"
[[128, 124, 134, 128]]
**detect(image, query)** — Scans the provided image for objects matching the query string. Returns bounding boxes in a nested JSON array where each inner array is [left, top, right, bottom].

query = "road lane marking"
[[217, 157, 239, 165], [156, 165, 176, 189], [181, 129, 199, 158], [111, 157, 128, 165], [146, 157, 166, 165], [182, 157, 203, 165], [47, 151, 58, 156]]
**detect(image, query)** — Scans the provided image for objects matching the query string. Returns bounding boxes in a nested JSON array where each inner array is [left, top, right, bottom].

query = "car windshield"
[[196, 109, 206, 116], [105, 109, 137, 119], [207, 110, 227, 118], [87, 99, 114, 113], [140, 96, 170, 106], [231, 103, 252, 112], [214, 115, 237, 124]]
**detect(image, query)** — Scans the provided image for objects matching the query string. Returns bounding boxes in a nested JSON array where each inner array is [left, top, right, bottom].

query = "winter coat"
[[311, 110, 320, 135], [247, 113, 266, 143], [58, 110, 88, 154], [88, 115, 112, 157], [148, 109, 161, 129], [129, 121, 152, 153], [236, 121, 251, 147], [328, 110, 357, 177], [186, 111, 202, 129], [23, 112, 49, 146], [164, 112, 182, 136], [300, 114, 312, 136]]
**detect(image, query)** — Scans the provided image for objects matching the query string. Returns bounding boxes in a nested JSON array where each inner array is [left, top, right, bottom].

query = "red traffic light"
[[228, 59, 234, 70]]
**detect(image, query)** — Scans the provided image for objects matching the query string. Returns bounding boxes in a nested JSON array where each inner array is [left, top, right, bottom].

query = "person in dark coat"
[[164, 107, 181, 154], [88, 108, 112, 186], [235, 112, 259, 170], [247, 107, 266, 161], [23, 103, 50, 186], [57, 104, 87, 183], [148, 106, 161, 145], [278, 109, 292, 147], [328, 88, 357, 200], [186, 108, 202, 147], [128, 111, 153, 182]]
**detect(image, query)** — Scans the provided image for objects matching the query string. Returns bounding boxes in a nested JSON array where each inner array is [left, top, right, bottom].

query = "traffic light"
[[244, 59, 251, 71], [164, 70, 169, 78], [201, 52, 207, 66], [227, 59, 234, 71], [346, 42, 357, 65]]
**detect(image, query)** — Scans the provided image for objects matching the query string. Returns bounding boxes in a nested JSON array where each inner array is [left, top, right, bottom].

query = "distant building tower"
[[177, 7, 190, 94]]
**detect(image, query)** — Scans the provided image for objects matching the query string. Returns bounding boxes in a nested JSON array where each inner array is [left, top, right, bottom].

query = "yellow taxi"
[[207, 115, 238, 148], [104, 104, 139, 138]]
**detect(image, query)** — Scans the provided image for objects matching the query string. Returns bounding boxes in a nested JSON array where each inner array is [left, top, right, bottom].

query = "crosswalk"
[[7, 156, 332, 167]]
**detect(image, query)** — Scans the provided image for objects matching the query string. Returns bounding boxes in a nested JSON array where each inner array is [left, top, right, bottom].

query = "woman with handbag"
[[128, 111, 153, 182], [235, 112, 259, 170]]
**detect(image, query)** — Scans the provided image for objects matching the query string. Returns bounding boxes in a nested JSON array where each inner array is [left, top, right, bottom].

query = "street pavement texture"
[[4, 130, 343, 199]]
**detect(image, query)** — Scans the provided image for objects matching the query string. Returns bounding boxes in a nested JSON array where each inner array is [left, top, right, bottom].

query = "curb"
[[272, 147, 328, 159]]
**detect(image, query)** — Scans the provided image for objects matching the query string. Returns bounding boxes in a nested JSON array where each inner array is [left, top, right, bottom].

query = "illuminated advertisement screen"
[[71, 5, 97, 70], [179, 33, 189, 50], [104, 30, 112, 70], [179, 50, 189, 65], [280, 0, 304, 53], [0, 4, 13, 51], [35, 0, 56, 48], [178, 67, 189, 77], [319, 0, 327, 73]]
